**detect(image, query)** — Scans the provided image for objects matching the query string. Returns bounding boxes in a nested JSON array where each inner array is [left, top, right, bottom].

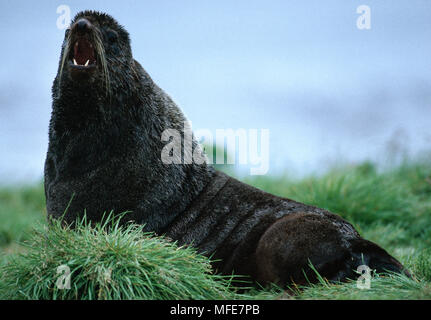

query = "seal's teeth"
[[73, 59, 78, 65], [85, 60, 89, 67]]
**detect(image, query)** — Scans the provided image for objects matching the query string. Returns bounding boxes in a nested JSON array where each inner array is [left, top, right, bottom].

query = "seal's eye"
[[106, 30, 118, 44]]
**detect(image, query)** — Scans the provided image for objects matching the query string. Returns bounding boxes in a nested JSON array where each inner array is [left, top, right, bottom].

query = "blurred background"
[[0, 0, 430, 183]]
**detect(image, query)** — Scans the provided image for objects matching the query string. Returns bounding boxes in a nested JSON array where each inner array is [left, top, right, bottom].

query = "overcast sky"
[[1, 1, 430, 182]]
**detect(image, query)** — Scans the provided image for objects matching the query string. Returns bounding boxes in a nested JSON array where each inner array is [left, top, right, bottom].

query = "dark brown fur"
[[45, 11, 410, 288], [165, 171, 409, 286]]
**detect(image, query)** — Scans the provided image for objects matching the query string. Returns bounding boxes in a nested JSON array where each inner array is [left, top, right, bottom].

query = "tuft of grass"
[[287, 251, 431, 300], [409, 249, 431, 283], [0, 215, 240, 300], [294, 272, 431, 300]]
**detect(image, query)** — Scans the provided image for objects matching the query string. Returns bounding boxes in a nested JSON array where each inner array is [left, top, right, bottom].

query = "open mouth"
[[69, 37, 97, 69]]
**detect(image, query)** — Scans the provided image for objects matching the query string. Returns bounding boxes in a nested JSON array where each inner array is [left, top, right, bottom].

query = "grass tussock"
[[0, 159, 430, 299], [0, 215, 239, 300]]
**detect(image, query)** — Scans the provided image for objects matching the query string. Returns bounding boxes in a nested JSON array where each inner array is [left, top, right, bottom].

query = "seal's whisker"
[[58, 37, 71, 89], [93, 34, 111, 98]]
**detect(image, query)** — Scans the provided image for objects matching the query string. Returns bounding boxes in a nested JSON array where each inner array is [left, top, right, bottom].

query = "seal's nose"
[[74, 18, 91, 34]]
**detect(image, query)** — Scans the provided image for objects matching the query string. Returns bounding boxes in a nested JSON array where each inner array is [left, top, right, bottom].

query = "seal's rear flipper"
[[347, 238, 412, 279], [254, 213, 412, 287], [305, 238, 412, 285]]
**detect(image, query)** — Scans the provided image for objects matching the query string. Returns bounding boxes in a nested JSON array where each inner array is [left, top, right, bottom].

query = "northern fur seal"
[[45, 11, 410, 287]]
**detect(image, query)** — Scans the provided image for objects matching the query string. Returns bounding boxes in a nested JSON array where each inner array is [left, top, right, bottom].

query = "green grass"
[[0, 184, 45, 246], [0, 159, 430, 299], [0, 184, 46, 265], [0, 215, 241, 300]]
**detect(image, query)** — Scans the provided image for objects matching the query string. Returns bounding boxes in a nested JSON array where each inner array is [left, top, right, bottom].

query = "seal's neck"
[[51, 81, 131, 132], [47, 65, 215, 231]]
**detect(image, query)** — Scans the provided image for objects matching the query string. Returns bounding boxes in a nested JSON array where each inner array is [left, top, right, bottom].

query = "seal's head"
[[56, 11, 132, 95]]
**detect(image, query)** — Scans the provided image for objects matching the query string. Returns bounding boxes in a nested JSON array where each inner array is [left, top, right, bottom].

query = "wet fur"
[[45, 11, 409, 287]]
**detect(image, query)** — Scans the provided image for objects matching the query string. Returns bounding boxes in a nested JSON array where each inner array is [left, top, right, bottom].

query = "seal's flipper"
[[347, 238, 411, 279], [254, 213, 410, 287]]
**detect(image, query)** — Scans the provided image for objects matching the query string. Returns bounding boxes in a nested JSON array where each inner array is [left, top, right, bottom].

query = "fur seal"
[[45, 11, 410, 287]]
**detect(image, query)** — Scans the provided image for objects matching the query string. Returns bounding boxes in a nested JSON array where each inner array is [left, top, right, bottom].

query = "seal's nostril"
[[75, 18, 91, 34]]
